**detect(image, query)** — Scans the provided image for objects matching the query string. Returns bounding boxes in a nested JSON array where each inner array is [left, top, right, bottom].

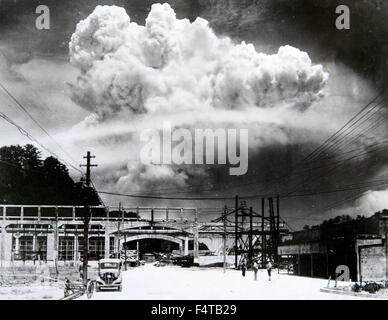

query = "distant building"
[[278, 211, 388, 282], [0, 205, 230, 266]]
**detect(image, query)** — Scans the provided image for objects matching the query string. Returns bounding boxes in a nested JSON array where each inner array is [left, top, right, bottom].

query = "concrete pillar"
[[73, 235, 78, 262], [33, 234, 37, 252], [20, 206, 24, 221], [104, 232, 110, 258], [194, 226, 199, 259], [114, 236, 119, 253], [38, 207, 41, 221], [2, 232, 12, 263], [72, 207, 76, 220], [47, 233, 55, 261], [184, 236, 189, 256], [14, 235, 20, 254], [179, 241, 183, 255]]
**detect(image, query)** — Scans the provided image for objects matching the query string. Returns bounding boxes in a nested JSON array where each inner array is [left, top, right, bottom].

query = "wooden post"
[[136, 241, 139, 266], [261, 198, 265, 268], [268, 198, 274, 262], [117, 203, 121, 254], [298, 251, 301, 276], [248, 207, 253, 266], [311, 253, 314, 277], [276, 195, 280, 249], [0, 206, 5, 267], [235, 195, 239, 269], [385, 227, 388, 281], [223, 206, 227, 273], [82, 207, 90, 285], [124, 233, 127, 271], [54, 207, 59, 277]]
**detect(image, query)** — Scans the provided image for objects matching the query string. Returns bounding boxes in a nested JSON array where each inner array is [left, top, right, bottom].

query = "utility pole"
[[80, 151, 97, 187], [261, 198, 266, 268], [54, 207, 59, 277], [268, 198, 275, 263], [249, 207, 253, 267], [276, 195, 280, 261], [117, 202, 121, 254], [222, 206, 227, 273], [121, 204, 127, 271], [124, 234, 127, 271], [79, 151, 97, 285], [234, 195, 239, 269]]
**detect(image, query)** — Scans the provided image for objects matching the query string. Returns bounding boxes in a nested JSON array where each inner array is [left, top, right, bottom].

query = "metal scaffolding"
[[213, 195, 289, 269]]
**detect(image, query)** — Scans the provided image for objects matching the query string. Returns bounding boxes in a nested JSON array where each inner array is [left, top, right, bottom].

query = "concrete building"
[[0, 205, 241, 266]]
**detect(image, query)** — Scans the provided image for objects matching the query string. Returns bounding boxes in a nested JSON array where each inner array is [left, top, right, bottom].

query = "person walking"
[[266, 261, 272, 281], [252, 260, 259, 281], [241, 263, 246, 277]]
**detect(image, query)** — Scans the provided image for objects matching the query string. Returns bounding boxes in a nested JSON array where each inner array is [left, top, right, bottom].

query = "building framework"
[[0, 202, 289, 268], [210, 196, 289, 268]]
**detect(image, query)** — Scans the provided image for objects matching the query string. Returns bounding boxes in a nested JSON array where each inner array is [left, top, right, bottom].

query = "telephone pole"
[[234, 195, 239, 269], [222, 206, 227, 273], [80, 151, 98, 187], [79, 151, 98, 285], [117, 202, 121, 254]]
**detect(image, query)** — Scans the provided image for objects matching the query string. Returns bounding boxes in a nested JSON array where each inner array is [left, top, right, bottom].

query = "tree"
[[0, 144, 101, 205]]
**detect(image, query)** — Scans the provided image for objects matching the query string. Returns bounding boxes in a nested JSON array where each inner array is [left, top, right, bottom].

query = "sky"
[[0, 0, 387, 229]]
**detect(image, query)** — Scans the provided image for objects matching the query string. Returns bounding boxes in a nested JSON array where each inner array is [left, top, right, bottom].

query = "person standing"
[[266, 261, 272, 281], [241, 263, 246, 277], [79, 259, 84, 281], [252, 260, 259, 281]]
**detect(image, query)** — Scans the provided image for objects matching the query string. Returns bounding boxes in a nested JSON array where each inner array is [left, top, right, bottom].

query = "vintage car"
[[95, 258, 122, 292]]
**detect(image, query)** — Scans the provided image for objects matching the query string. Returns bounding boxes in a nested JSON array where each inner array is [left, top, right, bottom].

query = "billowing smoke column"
[[68, 3, 329, 193], [69, 3, 328, 116]]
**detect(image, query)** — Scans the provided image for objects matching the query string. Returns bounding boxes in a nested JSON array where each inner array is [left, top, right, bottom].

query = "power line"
[[113, 94, 386, 197], [0, 110, 83, 174], [0, 81, 81, 168], [271, 95, 386, 195], [298, 94, 383, 164], [96, 177, 388, 201], [283, 98, 387, 196], [323, 190, 372, 212]]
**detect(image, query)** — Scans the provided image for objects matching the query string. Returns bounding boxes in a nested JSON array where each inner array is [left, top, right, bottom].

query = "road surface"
[[77, 264, 374, 300]]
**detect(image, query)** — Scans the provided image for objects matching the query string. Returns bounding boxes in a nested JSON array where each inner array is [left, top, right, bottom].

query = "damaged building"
[[278, 210, 388, 282]]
